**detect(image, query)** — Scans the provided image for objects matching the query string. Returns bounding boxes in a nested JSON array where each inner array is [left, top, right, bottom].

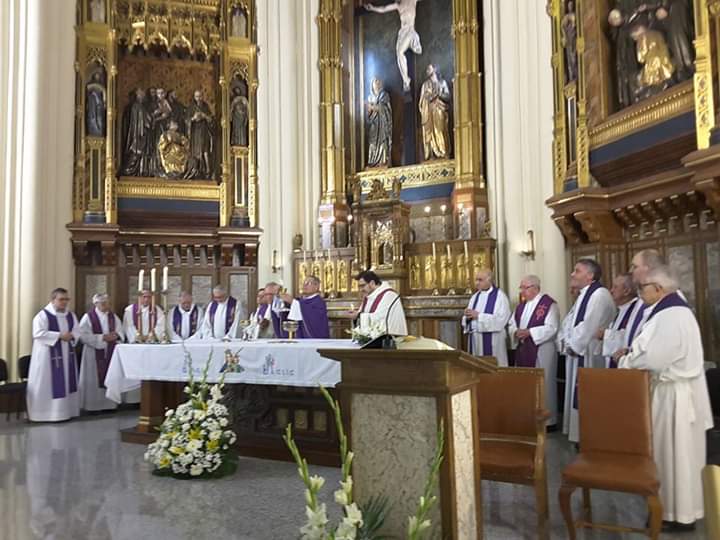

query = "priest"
[[281, 276, 330, 339], [200, 285, 241, 340], [245, 288, 275, 339], [557, 285, 579, 435], [462, 269, 511, 366], [122, 289, 166, 343], [265, 281, 290, 338], [353, 271, 408, 336], [508, 275, 559, 427], [598, 273, 638, 368], [27, 288, 81, 422], [617, 265, 712, 532], [78, 293, 124, 412], [168, 291, 203, 342], [562, 259, 616, 443]]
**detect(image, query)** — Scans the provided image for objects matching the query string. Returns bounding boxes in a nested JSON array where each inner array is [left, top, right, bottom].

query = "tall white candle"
[[432, 242, 437, 259], [150, 268, 157, 292], [138, 269, 144, 292], [446, 244, 451, 258], [464, 240, 469, 260], [303, 250, 307, 264], [162, 266, 168, 291]]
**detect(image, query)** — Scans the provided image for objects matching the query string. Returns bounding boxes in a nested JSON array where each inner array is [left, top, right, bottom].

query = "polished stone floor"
[[0, 411, 707, 540]]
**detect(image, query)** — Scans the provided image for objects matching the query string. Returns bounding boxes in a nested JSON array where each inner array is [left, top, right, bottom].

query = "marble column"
[[0, 0, 75, 378]]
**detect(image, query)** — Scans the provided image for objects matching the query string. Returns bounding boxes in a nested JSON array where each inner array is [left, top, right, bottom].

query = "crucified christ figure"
[[365, 0, 423, 92]]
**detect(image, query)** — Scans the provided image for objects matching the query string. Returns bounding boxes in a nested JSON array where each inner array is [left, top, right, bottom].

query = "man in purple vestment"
[[281, 276, 330, 339]]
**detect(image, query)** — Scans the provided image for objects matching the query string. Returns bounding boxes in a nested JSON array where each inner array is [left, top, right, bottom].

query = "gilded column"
[[105, 23, 117, 223], [575, 0, 590, 188], [548, 0, 567, 195], [220, 39, 231, 228], [702, 0, 718, 147], [451, 0, 487, 237], [317, 0, 349, 247]]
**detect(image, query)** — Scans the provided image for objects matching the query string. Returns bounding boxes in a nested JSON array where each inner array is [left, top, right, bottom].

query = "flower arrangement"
[[349, 319, 387, 345], [284, 387, 444, 540], [144, 350, 238, 478]]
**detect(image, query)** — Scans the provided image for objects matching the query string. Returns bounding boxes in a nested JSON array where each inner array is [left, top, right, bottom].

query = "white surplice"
[[601, 298, 638, 365], [462, 287, 511, 367], [78, 308, 125, 411], [122, 305, 166, 343], [619, 302, 713, 524], [359, 283, 408, 336], [508, 295, 560, 425], [200, 299, 241, 340], [563, 283, 616, 442], [167, 304, 204, 342], [27, 304, 81, 422], [245, 304, 275, 339], [557, 303, 576, 435]]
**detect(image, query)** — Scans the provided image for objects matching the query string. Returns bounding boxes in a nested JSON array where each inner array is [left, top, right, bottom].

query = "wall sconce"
[[520, 230, 536, 260], [271, 249, 282, 273]]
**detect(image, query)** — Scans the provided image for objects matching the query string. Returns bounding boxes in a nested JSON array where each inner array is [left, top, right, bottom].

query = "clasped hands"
[[103, 332, 120, 343]]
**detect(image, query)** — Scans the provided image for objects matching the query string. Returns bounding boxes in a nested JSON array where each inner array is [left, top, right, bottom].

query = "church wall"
[[255, 0, 321, 289], [0, 0, 75, 378], [483, 0, 569, 310]]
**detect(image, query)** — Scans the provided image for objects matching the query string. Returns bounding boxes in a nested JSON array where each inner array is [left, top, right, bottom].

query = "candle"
[[303, 250, 307, 264], [432, 242, 437, 259], [162, 266, 168, 291], [150, 268, 157, 292], [138, 269, 144, 292], [446, 244, 451, 258], [464, 240, 469, 260]]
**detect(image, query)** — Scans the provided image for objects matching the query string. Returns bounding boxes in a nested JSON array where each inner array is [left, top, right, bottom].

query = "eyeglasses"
[[519, 285, 538, 290], [638, 282, 658, 291]]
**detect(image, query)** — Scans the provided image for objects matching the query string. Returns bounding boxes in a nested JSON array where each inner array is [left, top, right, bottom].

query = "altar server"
[[200, 285, 241, 340], [562, 259, 615, 443], [617, 265, 712, 531], [462, 269, 511, 366], [282, 276, 330, 339], [354, 270, 408, 336], [123, 289, 166, 343], [599, 273, 638, 368], [508, 275, 559, 426], [167, 291, 203, 342], [27, 288, 81, 422], [245, 288, 275, 339], [78, 293, 124, 412]]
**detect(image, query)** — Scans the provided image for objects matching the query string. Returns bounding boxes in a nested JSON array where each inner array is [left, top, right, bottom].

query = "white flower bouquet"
[[349, 319, 386, 346], [144, 350, 238, 479]]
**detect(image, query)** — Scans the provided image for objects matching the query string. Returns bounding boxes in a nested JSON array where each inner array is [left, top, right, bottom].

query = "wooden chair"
[[476, 367, 550, 540], [703, 465, 720, 540], [0, 358, 26, 420], [559, 368, 661, 539], [18, 354, 31, 380]]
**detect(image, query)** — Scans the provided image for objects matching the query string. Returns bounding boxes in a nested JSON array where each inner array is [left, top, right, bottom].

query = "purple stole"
[[645, 292, 690, 322], [43, 309, 78, 399], [132, 303, 155, 334], [467, 287, 499, 356], [626, 302, 649, 346], [87, 309, 116, 388], [209, 297, 237, 337], [256, 303, 269, 322], [607, 298, 637, 369], [513, 294, 556, 367], [572, 280, 603, 409], [173, 305, 199, 338], [295, 295, 330, 339]]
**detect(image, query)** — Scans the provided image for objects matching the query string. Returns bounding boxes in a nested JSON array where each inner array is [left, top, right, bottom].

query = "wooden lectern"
[[319, 348, 497, 539]]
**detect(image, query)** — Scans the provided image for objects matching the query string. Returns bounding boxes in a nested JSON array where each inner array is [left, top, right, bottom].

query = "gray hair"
[[305, 275, 321, 287], [522, 274, 541, 289], [646, 265, 679, 292], [614, 273, 635, 294], [476, 268, 495, 283], [577, 258, 602, 281], [179, 290, 192, 299], [636, 249, 664, 270], [212, 285, 227, 295], [92, 293, 109, 305]]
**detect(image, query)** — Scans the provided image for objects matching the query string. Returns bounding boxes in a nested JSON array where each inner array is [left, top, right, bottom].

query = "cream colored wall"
[[0, 0, 75, 376], [483, 0, 568, 311], [256, 0, 321, 291]]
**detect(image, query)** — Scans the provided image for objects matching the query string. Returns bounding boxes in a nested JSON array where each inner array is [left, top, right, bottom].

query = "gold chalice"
[[282, 320, 299, 340]]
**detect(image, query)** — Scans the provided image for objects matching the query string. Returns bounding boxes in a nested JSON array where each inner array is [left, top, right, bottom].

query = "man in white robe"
[[597, 273, 638, 368], [562, 259, 616, 443], [78, 293, 124, 412], [557, 286, 579, 435], [27, 288, 81, 422], [200, 285, 241, 340], [462, 269, 511, 366], [244, 288, 275, 339], [617, 265, 712, 531], [122, 289, 166, 343], [167, 291, 204, 342], [352, 270, 408, 336], [508, 275, 559, 427]]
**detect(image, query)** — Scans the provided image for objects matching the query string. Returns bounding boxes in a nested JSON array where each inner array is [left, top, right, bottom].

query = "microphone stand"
[[382, 294, 401, 350]]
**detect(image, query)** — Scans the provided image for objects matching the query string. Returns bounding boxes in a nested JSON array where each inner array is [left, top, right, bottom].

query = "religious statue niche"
[[561, 1, 578, 83], [230, 5, 249, 39], [607, 0, 695, 109], [230, 77, 250, 147], [357, 0, 454, 167], [85, 63, 107, 138], [88, 0, 106, 24], [117, 50, 218, 181]]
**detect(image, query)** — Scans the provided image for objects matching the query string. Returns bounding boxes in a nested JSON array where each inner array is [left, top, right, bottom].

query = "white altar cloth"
[[105, 339, 358, 403]]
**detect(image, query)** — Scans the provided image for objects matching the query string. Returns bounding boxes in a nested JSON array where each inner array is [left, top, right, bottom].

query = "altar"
[[107, 339, 359, 465]]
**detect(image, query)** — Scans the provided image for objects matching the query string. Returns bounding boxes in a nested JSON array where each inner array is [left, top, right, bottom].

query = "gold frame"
[[117, 178, 220, 201], [357, 160, 456, 194]]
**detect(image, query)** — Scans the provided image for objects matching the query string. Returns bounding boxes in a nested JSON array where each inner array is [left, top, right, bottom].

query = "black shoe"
[[546, 424, 558, 433], [662, 520, 696, 532]]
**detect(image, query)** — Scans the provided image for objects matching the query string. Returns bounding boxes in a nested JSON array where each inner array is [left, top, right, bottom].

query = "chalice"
[[282, 320, 299, 340]]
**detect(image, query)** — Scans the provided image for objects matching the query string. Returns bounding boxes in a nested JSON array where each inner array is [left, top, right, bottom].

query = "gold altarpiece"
[[547, 0, 720, 360], [69, 0, 261, 317]]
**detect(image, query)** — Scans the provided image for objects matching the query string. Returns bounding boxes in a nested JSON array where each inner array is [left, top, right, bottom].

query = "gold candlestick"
[[161, 290, 172, 344], [147, 292, 159, 344]]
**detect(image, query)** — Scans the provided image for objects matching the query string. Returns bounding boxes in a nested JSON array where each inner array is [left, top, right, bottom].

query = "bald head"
[[474, 268, 494, 292], [631, 249, 665, 285], [519, 275, 541, 301], [610, 273, 636, 306]]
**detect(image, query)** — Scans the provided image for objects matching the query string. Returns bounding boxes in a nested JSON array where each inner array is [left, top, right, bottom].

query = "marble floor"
[[0, 412, 708, 540]]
